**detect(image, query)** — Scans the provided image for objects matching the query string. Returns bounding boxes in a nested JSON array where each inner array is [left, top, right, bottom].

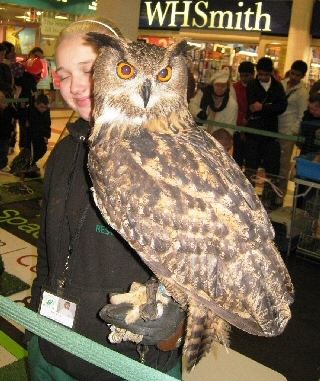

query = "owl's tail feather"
[[184, 304, 230, 372]]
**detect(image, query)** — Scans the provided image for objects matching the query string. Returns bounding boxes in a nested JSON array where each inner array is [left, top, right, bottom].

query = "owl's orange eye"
[[157, 66, 172, 82], [117, 62, 135, 79]]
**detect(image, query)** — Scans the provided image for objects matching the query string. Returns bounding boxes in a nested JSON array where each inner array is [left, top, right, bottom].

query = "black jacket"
[[0, 104, 17, 141], [0, 62, 13, 96], [246, 76, 287, 139], [20, 104, 51, 143], [296, 110, 320, 155], [15, 71, 37, 99], [28, 118, 180, 380]]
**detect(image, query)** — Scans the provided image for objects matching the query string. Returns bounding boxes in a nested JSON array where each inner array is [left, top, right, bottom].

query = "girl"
[[26, 18, 183, 381]]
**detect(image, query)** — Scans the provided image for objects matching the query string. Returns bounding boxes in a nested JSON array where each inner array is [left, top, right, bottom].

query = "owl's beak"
[[141, 80, 151, 108]]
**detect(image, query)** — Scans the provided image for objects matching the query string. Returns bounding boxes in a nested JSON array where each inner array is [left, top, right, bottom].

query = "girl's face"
[[55, 36, 98, 121]]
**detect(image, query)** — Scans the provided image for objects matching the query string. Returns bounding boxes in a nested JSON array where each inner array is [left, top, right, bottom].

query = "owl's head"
[[87, 33, 193, 135]]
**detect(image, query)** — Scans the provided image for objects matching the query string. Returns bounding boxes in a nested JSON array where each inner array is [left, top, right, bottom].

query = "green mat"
[[0, 178, 44, 205], [0, 358, 30, 381], [0, 272, 30, 297]]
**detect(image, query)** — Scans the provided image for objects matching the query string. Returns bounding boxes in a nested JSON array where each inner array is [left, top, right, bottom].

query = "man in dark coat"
[[244, 57, 288, 175]]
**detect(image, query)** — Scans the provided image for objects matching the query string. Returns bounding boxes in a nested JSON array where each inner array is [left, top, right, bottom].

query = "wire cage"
[[244, 168, 285, 213], [244, 168, 293, 252], [296, 199, 320, 260]]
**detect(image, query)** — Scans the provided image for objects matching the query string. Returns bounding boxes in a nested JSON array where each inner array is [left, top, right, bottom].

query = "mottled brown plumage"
[[87, 33, 294, 371]]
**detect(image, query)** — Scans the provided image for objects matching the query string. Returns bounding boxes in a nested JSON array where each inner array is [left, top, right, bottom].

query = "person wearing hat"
[[230, 61, 255, 167], [244, 57, 287, 177], [189, 67, 238, 136]]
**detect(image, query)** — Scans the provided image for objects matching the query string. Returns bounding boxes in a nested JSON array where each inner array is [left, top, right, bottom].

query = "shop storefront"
[[0, 1, 96, 106], [2, 0, 320, 101], [137, 0, 293, 88], [309, 0, 320, 90]]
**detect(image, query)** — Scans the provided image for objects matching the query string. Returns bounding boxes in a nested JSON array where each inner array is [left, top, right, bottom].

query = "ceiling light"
[[55, 14, 69, 20], [238, 51, 258, 56], [187, 42, 202, 48]]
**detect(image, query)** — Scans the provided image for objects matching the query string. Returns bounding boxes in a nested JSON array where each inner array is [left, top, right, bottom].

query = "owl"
[[86, 33, 294, 372]]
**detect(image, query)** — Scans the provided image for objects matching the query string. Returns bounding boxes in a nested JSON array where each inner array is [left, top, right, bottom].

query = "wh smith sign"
[[139, 1, 293, 35]]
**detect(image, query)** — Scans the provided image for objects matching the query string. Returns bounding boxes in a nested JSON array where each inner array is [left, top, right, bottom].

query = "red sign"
[[138, 36, 175, 47]]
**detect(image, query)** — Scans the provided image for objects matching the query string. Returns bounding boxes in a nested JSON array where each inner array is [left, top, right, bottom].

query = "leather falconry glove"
[[99, 278, 186, 351]]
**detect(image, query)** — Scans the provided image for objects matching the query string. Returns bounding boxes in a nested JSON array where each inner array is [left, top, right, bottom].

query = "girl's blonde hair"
[[55, 17, 123, 51]]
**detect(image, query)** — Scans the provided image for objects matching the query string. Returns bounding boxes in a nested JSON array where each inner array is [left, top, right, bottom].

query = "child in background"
[[22, 93, 51, 172], [0, 90, 17, 172], [212, 128, 233, 153]]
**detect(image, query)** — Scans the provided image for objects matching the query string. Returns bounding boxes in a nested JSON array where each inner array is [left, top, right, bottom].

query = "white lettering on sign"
[[41, 17, 72, 36], [144, 1, 272, 31]]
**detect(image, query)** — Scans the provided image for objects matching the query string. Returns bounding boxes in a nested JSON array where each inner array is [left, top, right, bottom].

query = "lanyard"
[[58, 203, 90, 289]]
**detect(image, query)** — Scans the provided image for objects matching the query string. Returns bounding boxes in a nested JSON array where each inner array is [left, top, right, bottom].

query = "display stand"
[[287, 177, 320, 260]]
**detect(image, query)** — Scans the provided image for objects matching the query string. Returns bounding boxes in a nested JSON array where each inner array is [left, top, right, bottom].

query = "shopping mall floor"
[[0, 110, 319, 381]]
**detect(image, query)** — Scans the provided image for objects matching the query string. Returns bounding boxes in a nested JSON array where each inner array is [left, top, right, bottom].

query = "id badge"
[[39, 286, 79, 329]]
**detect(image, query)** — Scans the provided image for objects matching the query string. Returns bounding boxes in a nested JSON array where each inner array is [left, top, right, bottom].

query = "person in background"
[[212, 128, 233, 152], [309, 77, 320, 95], [2, 41, 17, 154], [29, 47, 44, 59], [21, 93, 51, 173], [189, 67, 238, 136], [0, 42, 14, 97], [26, 47, 44, 83], [273, 68, 283, 82], [1, 41, 16, 67], [295, 92, 320, 208], [0, 90, 17, 172], [244, 57, 287, 176], [278, 60, 309, 203], [187, 67, 196, 103], [25, 18, 184, 381], [14, 62, 38, 150], [230, 61, 255, 167], [296, 92, 320, 155]]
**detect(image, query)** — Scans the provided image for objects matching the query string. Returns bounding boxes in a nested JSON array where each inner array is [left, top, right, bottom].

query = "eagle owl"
[[87, 33, 294, 371]]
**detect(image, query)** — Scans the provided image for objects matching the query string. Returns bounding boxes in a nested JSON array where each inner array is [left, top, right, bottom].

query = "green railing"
[[194, 118, 308, 144], [0, 296, 177, 381]]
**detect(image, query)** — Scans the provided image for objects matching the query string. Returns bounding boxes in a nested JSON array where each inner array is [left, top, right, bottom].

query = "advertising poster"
[[6, 26, 37, 55]]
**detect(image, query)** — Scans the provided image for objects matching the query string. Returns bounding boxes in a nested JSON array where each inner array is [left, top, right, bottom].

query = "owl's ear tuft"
[[86, 32, 126, 53]]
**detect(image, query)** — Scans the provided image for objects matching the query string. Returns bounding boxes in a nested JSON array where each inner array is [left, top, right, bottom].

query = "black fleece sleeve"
[[24, 148, 55, 343]]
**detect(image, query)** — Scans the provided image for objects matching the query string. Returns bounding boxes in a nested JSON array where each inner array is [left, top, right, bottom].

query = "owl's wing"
[[88, 123, 293, 337]]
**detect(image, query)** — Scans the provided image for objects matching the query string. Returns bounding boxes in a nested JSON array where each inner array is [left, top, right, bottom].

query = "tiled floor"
[[0, 109, 72, 376], [0, 111, 290, 380]]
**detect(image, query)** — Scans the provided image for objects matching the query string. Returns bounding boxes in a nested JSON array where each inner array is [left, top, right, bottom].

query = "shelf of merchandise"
[[308, 47, 320, 92], [189, 43, 228, 89], [189, 41, 259, 90]]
